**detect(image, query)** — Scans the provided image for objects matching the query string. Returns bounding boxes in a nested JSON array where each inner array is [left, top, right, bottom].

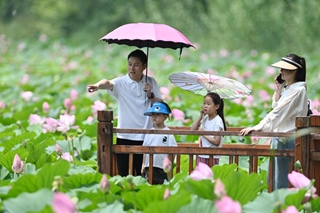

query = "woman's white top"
[[253, 82, 308, 132]]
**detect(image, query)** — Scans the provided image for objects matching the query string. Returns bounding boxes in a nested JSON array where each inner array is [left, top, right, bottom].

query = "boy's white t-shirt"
[[199, 115, 224, 159], [143, 126, 177, 169]]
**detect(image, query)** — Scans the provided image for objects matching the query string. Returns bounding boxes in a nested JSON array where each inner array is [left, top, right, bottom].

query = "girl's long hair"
[[205, 92, 227, 131]]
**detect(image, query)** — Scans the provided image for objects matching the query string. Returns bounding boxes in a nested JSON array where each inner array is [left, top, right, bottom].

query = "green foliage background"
[[1, 0, 320, 54]]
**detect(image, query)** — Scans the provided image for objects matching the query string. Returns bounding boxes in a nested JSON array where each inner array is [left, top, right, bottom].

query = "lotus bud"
[[52, 176, 63, 192], [56, 143, 63, 155], [214, 179, 226, 198], [100, 174, 110, 193], [302, 202, 312, 212], [52, 192, 77, 213], [164, 188, 170, 200], [162, 156, 172, 173], [12, 154, 24, 174], [294, 160, 302, 173]]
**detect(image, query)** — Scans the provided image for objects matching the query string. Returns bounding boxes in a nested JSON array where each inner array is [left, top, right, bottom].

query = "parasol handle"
[[145, 46, 149, 83]]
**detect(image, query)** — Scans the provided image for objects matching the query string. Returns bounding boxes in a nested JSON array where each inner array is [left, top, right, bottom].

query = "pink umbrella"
[[99, 22, 195, 80]]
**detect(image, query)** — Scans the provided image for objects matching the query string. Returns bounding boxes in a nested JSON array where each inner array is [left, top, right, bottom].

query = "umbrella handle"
[[145, 46, 149, 83]]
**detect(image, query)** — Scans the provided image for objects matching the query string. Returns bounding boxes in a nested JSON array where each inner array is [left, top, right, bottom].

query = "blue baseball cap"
[[144, 102, 171, 116]]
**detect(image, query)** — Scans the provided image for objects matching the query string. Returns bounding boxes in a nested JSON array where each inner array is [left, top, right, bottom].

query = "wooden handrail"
[[113, 128, 293, 137], [97, 111, 320, 192]]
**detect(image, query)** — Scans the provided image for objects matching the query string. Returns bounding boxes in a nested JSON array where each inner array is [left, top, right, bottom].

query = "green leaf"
[[122, 187, 166, 210], [212, 163, 238, 180], [3, 188, 53, 213], [92, 200, 126, 213], [0, 165, 10, 180], [310, 196, 320, 212], [223, 170, 265, 205], [63, 172, 102, 190], [0, 149, 29, 172], [143, 190, 191, 213], [177, 195, 218, 213], [4, 160, 70, 199], [243, 189, 301, 213], [184, 179, 215, 200], [0, 131, 36, 153]]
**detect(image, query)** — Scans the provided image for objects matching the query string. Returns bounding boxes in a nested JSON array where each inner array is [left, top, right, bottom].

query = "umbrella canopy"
[[99, 22, 195, 50], [169, 71, 251, 99], [99, 23, 195, 81]]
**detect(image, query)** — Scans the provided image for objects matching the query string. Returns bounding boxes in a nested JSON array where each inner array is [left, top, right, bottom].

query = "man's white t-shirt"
[[108, 74, 161, 140]]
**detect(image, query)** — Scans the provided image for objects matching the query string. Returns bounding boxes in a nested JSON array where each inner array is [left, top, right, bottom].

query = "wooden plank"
[[113, 128, 293, 137], [208, 155, 213, 167], [295, 117, 310, 177], [248, 156, 253, 173], [148, 155, 154, 184], [189, 155, 194, 174], [169, 155, 174, 179], [169, 126, 244, 131], [176, 155, 181, 173], [235, 156, 239, 166], [229, 156, 233, 164], [178, 143, 271, 149], [112, 146, 295, 157], [253, 156, 258, 173], [112, 153, 117, 176], [268, 156, 274, 192], [310, 151, 320, 161], [97, 111, 113, 174], [129, 154, 133, 175]]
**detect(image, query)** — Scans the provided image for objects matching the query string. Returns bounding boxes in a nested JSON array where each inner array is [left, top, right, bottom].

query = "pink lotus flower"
[[91, 100, 107, 115], [288, 171, 317, 198], [57, 114, 78, 133], [21, 91, 33, 102], [162, 156, 172, 173], [29, 114, 44, 125], [12, 154, 24, 174], [52, 192, 76, 213], [70, 89, 78, 100], [214, 179, 226, 198], [61, 152, 73, 162], [87, 116, 94, 123], [259, 90, 270, 102], [42, 102, 50, 113], [43, 117, 59, 133], [164, 188, 170, 200], [0, 101, 6, 109], [281, 206, 299, 213], [21, 74, 29, 84], [190, 162, 214, 181], [64, 98, 72, 110], [171, 109, 184, 121], [160, 87, 172, 101], [55, 143, 63, 155], [214, 196, 241, 213], [100, 174, 110, 193]]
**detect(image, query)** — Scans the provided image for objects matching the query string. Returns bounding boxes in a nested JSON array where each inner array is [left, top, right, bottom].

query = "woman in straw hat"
[[240, 53, 309, 190]]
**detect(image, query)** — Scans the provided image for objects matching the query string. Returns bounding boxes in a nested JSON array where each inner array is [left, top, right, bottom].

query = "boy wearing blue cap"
[[141, 102, 177, 184]]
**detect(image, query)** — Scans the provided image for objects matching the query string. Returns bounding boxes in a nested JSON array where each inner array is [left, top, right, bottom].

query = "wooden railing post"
[[295, 116, 310, 176], [309, 115, 320, 191], [97, 110, 113, 174]]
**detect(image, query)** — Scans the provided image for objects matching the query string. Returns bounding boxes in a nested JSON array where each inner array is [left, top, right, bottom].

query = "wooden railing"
[[97, 111, 320, 191]]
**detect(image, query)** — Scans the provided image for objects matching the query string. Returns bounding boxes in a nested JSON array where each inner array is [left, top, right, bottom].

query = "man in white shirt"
[[88, 49, 162, 176]]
